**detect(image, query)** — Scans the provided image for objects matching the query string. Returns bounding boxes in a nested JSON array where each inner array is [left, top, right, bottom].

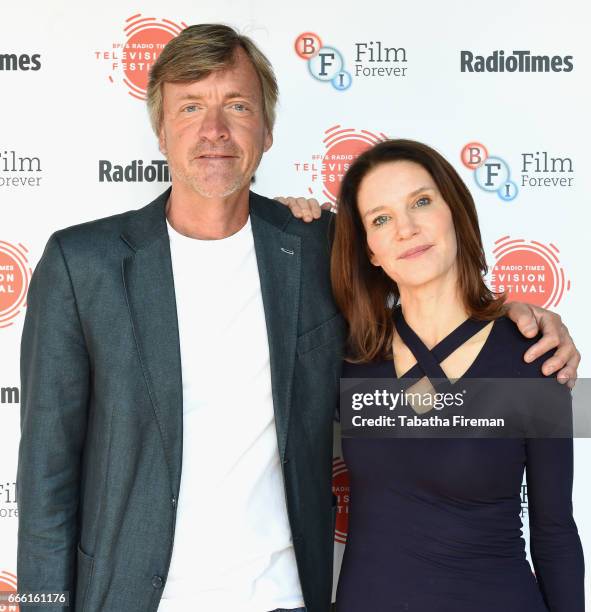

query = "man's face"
[[158, 48, 273, 199]]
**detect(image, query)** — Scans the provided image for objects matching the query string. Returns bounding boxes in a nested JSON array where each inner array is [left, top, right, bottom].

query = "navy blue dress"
[[337, 311, 584, 612]]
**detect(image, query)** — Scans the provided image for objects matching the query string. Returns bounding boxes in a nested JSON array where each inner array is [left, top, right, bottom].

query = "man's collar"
[[121, 186, 294, 252]]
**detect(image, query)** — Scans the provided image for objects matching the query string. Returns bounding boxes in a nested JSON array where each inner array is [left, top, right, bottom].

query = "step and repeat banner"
[[1, 0, 589, 607]]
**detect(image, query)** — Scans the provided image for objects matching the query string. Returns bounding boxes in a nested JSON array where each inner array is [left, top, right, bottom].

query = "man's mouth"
[[197, 153, 237, 159]]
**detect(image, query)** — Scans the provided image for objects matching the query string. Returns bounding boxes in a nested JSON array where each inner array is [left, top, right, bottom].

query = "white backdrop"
[[0, 0, 589, 607]]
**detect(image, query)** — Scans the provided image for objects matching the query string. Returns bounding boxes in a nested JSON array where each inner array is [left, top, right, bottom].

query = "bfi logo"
[[461, 141, 574, 201], [461, 142, 518, 201], [294, 32, 352, 91]]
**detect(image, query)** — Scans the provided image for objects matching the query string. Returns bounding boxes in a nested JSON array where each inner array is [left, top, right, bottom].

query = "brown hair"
[[147, 24, 278, 135], [331, 138, 507, 362]]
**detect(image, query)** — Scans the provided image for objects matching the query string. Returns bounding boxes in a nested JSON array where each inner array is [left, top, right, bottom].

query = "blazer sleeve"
[[17, 232, 91, 610]]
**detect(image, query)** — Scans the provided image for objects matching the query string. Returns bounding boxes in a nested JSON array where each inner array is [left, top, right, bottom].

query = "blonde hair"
[[147, 23, 278, 135]]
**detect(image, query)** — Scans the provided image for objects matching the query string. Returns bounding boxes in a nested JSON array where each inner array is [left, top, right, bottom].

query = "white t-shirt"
[[158, 215, 305, 612]]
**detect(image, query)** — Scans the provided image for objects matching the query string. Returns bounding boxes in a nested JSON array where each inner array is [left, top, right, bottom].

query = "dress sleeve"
[[525, 380, 585, 611]]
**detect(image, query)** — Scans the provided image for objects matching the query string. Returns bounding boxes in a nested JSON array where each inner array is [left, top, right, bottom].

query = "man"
[[17, 23, 579, 612]]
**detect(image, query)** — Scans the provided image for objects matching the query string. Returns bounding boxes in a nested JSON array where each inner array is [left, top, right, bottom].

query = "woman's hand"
[[274, 196, 329, 221], [505, 301, 580, 389]]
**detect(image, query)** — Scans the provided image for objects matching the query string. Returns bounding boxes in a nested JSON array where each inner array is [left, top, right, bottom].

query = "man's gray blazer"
[[17, 188, 347, 612]]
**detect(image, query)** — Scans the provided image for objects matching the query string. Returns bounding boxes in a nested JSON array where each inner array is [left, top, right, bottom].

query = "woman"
[[320, 140, 583, 610]]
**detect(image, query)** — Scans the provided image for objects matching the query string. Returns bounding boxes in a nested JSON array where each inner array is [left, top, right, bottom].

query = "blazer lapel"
[[250, 192, 301, 463], [118, 188, 301, 494], [120, 187, 184, 498]]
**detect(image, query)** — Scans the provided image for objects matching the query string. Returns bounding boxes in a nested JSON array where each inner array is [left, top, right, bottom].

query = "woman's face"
[[356, 160, 458, 290]]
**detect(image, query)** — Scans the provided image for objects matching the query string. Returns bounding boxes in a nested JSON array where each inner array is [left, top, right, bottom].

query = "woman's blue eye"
[[373, 215, 389, 227], [414, 197, 431, 207]]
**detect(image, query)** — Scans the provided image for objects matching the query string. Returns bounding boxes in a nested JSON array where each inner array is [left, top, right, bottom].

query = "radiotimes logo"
[[295, 33, 408, 90], [99, 159, 170, 183], [488, 237, 570, 308], [0, 150, 43, 190], [461, 50, 573, 73], [0, 242, 31, 329], [332, 457, 350, 545], [95, 14, 187, 100], [0, 386, 19, 405], [461, 142, 574, 202], [0, 570, 18, 611], [0, 53, 41, 71], [294, 125, 388, 210]]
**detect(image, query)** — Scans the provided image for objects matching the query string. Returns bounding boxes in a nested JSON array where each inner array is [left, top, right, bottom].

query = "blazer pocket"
[[75, 542, 95, 612], [296, 312, 347, 357]]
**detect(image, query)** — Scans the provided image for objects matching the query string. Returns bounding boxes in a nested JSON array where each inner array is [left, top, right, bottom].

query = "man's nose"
[[198, 107, 230, 142]]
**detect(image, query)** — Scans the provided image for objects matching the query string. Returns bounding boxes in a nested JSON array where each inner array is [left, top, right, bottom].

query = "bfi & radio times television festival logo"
[[461, 142, 575, 202], [0, 570, 18, 611], [294, 125, 388, 210], [488, 236, 570, 308], [95, 14, 187, 100], [294, 32, 408, 91], [332, 458, 350, 545], [0, 242, 30, 329]]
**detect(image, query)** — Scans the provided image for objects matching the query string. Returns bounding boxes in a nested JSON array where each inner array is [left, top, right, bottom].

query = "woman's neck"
[[397, 281, 469, 350]]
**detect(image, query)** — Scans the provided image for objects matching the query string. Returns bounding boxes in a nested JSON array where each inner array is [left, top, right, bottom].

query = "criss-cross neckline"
[[392, 306, 496, 383]]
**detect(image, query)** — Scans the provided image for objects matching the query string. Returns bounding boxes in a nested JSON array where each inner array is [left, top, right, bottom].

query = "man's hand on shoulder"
[[274, 196, 332, 221], [505, 301, 580, 389]]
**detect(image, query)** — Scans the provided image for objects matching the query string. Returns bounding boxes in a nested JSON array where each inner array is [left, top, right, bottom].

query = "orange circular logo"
[[0, 570, 18, 611], [332, 457, 350, 544], [489, 237, 570, 308], [99, 15, 187, 100], [295, 126, 388, 210], [0, 241, 30, 329]]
